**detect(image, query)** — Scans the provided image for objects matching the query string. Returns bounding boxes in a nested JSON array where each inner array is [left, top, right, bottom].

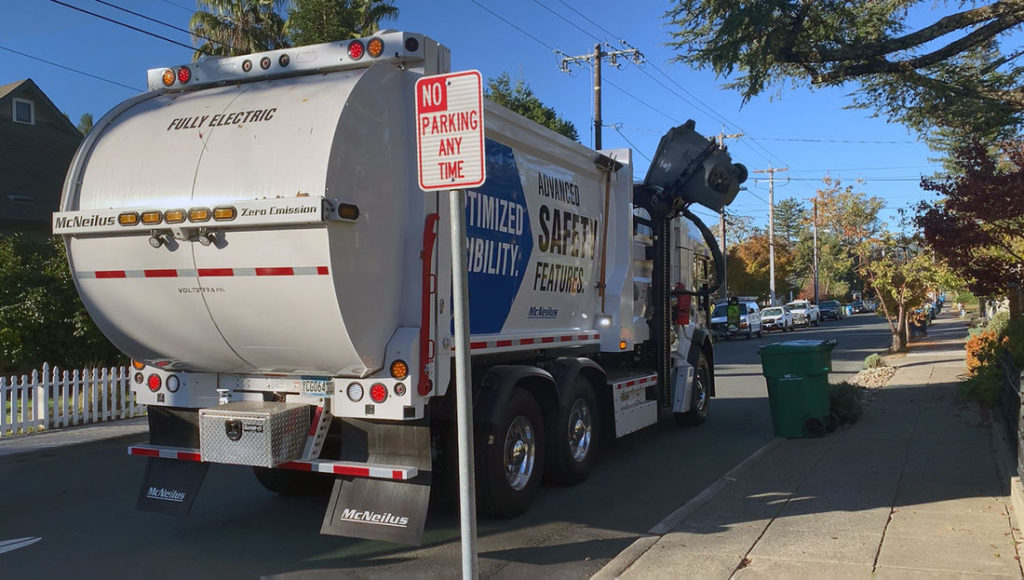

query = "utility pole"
[[753, 166, 788, 306], [560, 44, 643, 150], [716, 129, 742, 300], [813, 198, 820, 304]]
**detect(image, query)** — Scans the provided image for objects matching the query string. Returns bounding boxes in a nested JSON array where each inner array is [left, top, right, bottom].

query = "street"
[[0, 314, 892, 579]]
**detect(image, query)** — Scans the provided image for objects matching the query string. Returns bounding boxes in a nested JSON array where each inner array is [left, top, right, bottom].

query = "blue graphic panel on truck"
[[465, 140, 533, 334]]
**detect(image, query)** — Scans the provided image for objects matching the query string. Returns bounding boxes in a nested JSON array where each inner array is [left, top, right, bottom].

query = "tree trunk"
[[892, 307, 907, 352]]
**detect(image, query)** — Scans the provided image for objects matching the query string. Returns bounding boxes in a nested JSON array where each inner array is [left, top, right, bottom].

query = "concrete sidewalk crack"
[[872, 391, 923, 573]]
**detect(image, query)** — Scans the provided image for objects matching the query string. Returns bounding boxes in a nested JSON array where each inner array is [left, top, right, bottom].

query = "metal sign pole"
[[449, 187, 478, 579]]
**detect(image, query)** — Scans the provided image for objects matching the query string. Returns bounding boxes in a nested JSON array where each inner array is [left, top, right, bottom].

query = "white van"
[[710, 300, 762, 340]]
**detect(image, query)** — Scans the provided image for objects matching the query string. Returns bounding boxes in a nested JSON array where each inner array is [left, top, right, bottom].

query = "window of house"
[[13, 98, 34, 125]]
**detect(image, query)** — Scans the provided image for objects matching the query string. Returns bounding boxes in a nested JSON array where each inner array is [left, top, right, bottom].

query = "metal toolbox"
[[199, 401, 310, 467]]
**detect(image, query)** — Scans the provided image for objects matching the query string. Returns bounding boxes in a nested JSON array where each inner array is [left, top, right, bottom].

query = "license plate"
[[301, 377, 332, 397]]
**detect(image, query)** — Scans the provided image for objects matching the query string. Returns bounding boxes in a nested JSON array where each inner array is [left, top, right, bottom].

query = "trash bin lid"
[[757, 339, 837, 356]]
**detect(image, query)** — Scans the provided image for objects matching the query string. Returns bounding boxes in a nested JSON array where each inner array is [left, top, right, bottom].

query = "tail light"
[[147, 374, 162, 392], [177, 66, 192, 84], [348, 40, 365, 60], [370, 383, 388, 403]]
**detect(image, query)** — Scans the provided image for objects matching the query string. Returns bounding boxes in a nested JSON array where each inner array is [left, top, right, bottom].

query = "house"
[[0, 79, 83, 234]]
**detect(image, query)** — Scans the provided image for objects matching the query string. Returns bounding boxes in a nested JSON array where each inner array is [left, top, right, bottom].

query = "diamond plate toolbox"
[[199, 401, 310, 467]]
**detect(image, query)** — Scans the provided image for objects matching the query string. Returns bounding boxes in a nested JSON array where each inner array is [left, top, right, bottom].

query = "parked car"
[[786, 299, 820, 327], [760, 305, 794, 332], [819, 300, 843, 320], [710, 300, 763, 340], [850, 300, 865, 313]]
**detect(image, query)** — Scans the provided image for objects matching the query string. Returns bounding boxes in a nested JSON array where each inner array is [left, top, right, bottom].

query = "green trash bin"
[[756, 340, 837, 438]]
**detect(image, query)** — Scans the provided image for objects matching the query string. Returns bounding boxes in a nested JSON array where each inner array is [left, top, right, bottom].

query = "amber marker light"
[[119, 212, 140, 226], [213, 206, 237, 221], [390, 360, 409, 380], [164, 209, 186, 224], [367, 38, 384, 58], [132, 360, 145, 370], [161, 69, 175, 87], [337, 203, 360, 220], [141, 211, 162, 225], [189, 208, 211, 222], [619, 341, 628, 350]]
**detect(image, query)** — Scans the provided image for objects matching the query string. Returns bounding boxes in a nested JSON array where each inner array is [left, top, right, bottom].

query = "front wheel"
[[547, 378, 599, 485], [477, 388, 545, 518], [675, 355, 711, 426]]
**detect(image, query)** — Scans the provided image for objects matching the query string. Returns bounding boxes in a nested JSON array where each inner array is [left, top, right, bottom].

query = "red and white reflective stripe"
[[128, 444, 201, 462], [79, 266, 329, 279], [128, 444, 416, 480], [464, 332, 601, 353], [611, 374, 658, 391]]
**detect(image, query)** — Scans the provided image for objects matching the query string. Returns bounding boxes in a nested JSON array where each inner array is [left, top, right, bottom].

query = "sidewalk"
[[598, 309, 1024, 578], [0, 416, 147, 459]]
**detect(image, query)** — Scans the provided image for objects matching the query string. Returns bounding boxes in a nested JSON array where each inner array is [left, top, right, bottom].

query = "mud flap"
[[321, 418, 432, 545], [136, 457, 208, 517]]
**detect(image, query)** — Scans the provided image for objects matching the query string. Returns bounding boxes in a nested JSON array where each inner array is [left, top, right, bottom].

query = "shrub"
[[864, 353, 884, 369], [965, 329, 1003, 377], [830, 382, 864, 424]]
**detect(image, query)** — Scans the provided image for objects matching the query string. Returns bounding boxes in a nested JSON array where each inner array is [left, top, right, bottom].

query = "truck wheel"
[[547, 377, 599, 486], [252, 467, 332, 496], [675, 356, 711, 426], [477, 388, 545, 518]]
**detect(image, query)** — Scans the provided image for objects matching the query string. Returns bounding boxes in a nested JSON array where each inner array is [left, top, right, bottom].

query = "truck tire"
[[547, 377, 599, 486], [675, 355, 710, 426], [477, 388, 545, 518], [252, 467, 332, 496]]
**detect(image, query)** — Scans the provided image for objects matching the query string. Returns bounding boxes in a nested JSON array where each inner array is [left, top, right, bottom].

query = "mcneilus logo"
[[339, 509, 409, 527], [146, 487, 186, 503]]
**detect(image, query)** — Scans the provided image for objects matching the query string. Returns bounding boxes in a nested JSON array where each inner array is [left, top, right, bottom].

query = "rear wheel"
[[675, 355, 711, 426], [547, 378, 599, 485], [477, 388, 545, 518]]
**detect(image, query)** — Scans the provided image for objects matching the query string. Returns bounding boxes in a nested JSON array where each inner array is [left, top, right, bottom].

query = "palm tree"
[[287, 0, 399, 46], [190, 0, 290, 61]]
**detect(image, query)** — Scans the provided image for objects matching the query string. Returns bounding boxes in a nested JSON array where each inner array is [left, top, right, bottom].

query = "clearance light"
[[166, 375, 180, 393], [394, 383, 407, 397], [165, 209, 186, 224], [370, 382, 388, 403], [337, 203, 360, 220], [242, 59, 253, 73], [260, 56, 272, 70], [141, 211, 162, 225], [212, 206, 237, 221], [161, 69, 175, 87], [132, 360, 145, 370], [348, 40, 365, 60], [367, 37, 384, 58], [134, 372, 144, 384], [177, 67, 192, 84], [278, 54, 290, 67], [119, 212, 140, 226], [147, 374, 162, 392], [189, 208, 211, 222], [347, 382, 364, 402], [619, 341, 628, 350], [390, 360, 409, 380], [404, 37, 420, 52]]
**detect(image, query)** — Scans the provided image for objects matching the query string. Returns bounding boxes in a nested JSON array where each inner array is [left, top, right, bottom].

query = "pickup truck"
[[785, 300, 820, 327]]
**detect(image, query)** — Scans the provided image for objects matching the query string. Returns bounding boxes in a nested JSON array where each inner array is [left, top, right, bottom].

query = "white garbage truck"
[[53, 31, 746, 545]]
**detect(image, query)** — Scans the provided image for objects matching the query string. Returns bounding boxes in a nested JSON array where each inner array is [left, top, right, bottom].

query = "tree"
[[664, 1, 1024, 141], [916, 139, 1024, 295], [77, 113, 93, 136], [190, 0, 289, 60], [485, 73, 579, 142], [286, 0, 398, 45], [0, 235, 122, 373], [860, 234, 946, 352], [773, 197, 806, 244]]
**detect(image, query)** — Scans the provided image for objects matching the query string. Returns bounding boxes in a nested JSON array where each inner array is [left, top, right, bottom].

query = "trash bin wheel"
[[826, 412, 839, 433], [804, 417, 826, 437]]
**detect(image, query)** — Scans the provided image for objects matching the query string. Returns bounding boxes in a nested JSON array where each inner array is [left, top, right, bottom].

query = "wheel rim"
[[504, 416, 536, 491], [693, 369, 708, 414], [567, 398, 593, 463]]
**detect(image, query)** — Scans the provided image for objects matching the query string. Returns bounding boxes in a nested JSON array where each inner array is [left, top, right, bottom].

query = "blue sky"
[[1, 0, 944, 228]]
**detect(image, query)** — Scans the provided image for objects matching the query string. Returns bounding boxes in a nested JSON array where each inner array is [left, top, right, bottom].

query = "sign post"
[[415, 70, 485, 579]]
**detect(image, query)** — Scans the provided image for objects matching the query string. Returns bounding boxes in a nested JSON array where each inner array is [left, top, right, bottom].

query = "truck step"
[[128, 444, 418, 481]]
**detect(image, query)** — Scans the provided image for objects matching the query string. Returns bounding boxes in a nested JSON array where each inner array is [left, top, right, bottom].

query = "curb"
[[591, 436, 783, 579]]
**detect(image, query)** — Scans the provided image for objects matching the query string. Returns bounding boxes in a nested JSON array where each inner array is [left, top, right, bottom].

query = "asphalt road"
[[0, 314, 891, 579]]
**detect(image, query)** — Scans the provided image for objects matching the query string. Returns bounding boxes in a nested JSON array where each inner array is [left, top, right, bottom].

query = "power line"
[[0, 44, 141, 92], [90, 0, 220, 49], [468, 0, 559, 52], [49, 0, 204, 54]]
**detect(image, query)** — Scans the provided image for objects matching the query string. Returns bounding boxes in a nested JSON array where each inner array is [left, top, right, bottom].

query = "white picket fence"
[[1, 363, 146, 437]]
